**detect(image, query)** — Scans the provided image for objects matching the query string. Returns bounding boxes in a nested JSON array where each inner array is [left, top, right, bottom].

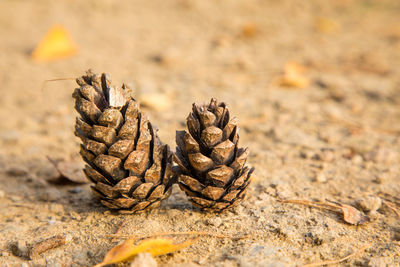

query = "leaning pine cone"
[[73, 70, 173, 213], [174, 98, 254, 211]]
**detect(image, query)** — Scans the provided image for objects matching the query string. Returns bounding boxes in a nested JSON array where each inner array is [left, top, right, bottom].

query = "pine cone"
[[73, 70, 173, 213], [174, 98, 254, 211]]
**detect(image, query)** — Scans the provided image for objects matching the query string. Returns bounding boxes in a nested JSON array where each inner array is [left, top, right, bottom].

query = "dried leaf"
[[341, 204, 371, 225], [94, 238, 197, 267], [239, 23, 258, 39], [326, 200, 371, 225], [31, 25, 77, 61], [275, 62, 310, 89], [47, 157, 88, 184]]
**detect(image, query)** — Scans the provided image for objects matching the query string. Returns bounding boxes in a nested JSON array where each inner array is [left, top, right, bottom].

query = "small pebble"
[[68, 187, 83, 194], [39, 188, 61, 202], [320, 149, 335, 162], [65, 234, 73, 243], [130, 253, 158, 267], [12, 240, 29, 257], [0, 251, 11, 256], [49, 203, 64, 214], [351, 155, 363, 164], [167, 208, 181, 218], [10, 195, 22, 202], [357, 197, 382, 212], [207, 217, 222, 227], [315, 172, 327, 183], [69, 211, 81, 221]]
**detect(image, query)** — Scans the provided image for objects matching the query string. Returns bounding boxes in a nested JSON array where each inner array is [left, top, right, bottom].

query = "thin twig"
[[104, 231, 249, 240], [41, 77, 76, 91], [277, 199, 340, 212], [382, 200, 400, 219], [299, 244, 371, 267]]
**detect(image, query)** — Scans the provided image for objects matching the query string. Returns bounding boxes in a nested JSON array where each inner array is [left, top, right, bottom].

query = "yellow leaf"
[[94, 238, 197, 267], [275, 62, 310, 89], [31, 25, 77, 61], [314, 17, 340, 33]]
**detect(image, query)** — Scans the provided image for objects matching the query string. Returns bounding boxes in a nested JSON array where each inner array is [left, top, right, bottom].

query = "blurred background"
[[0, 0, 399, 265], [0, 0, 399, 159]]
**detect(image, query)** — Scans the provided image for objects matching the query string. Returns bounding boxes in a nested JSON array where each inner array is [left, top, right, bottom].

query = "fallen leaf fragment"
[[94, 238, 197, 267], [31, 25, 77, 61], [275, 62, 310, 89], [47, 157, 88, 184]]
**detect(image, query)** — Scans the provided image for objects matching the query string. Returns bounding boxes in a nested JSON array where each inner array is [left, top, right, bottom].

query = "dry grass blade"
[[277, 199, 340, 212], [382, 200, 400, 219], [41, 77, 76, 92], [94, 237, 198, 267], [278, 198, 370, 225], [106, 231, 249, 240], [299, 244, 371, 267]]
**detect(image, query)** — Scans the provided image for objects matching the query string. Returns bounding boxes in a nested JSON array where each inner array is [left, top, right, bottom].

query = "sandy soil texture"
[[0, 0, 400, 266]]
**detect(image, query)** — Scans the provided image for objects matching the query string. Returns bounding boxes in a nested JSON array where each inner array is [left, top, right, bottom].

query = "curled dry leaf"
[[340, 204, 371, 225], [275, 62, 310, 89], [94, 238, 198, 267], [31, 25, 77, 61]]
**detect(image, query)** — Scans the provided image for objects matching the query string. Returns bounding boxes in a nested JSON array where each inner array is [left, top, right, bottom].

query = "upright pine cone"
[[73, 70, 173, 213], [174, 98, 254, 211]]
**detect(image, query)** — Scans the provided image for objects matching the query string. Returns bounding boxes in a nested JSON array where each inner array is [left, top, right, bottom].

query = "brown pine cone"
[[174, 98, 254, 211], [73, 70, 173, 213]]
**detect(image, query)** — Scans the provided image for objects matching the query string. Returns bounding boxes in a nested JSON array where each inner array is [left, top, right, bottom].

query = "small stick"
[[104, 231, 249, 240], [41, 77, 76, 91], [277, 199, 341, 212], [111, 220, 127, 242], [382, 200, 400, 219], [29, 235, 68, 259], [299, 244, 371, 267]]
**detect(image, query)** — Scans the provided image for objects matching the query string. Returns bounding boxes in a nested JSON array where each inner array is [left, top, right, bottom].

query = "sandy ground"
[[0, 0, 400, 266]]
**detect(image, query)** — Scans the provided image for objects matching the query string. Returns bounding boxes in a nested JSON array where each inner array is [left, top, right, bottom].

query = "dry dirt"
[[1, 0, 400, 266]]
